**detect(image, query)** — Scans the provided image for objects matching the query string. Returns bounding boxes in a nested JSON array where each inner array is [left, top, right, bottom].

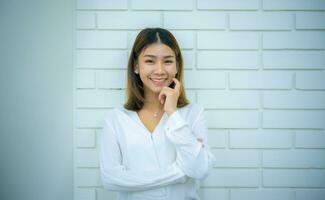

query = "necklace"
[[141, 106, 162, 118]]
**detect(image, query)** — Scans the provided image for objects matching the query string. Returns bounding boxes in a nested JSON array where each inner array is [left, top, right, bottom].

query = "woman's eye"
[[145, 60, 173, 64]]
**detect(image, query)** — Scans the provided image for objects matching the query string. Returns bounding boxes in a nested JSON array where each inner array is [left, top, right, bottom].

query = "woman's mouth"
[[150, 78, 167, 86]]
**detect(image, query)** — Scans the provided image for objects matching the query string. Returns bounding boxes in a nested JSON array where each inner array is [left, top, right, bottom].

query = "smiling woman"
[[125, 27, 189, 112], [136, 42, 177, 95], [99, 27, 216, 200]]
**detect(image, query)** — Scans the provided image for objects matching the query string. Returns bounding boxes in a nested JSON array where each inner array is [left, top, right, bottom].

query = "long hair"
[[123, 27, 190, 111]]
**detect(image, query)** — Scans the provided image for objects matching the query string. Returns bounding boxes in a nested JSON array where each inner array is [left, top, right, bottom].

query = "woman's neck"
[[143, 91, 164, 112]]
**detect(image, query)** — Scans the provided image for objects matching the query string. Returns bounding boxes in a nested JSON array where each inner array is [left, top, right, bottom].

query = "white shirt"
[[99, 102, 216, 200]]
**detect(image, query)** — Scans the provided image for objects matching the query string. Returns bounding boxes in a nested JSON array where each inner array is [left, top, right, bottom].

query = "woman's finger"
[[173, 78, 181, 91], [158, 88, 165, 102], [160, 96, 165, 104], [158, 87, 168, 104]]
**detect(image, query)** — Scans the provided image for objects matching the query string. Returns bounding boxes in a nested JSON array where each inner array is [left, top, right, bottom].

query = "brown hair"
[[123, 27, 190, 111]]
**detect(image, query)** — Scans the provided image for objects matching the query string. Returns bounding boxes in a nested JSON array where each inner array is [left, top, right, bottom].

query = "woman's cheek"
[[167, 65, 178, 75]]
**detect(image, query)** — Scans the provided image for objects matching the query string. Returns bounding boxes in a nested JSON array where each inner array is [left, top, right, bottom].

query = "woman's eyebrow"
[[144, 55, 174, 58]]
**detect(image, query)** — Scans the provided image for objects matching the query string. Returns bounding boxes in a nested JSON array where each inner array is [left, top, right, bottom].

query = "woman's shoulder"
[[103, 104, 127, 122]]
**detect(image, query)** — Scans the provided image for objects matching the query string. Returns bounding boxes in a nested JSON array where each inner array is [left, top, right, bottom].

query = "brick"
[[76, 109, 112, 128], [76, 11, 95, 29], [197, 31, 259, 50], [76, 0, 127, 10], [263, 32, 325, 49], [76, 90, 125, 108], [96, 70, 127, 89], [198, 0, 259, 10], [197, 51, 259, 69], [263, 150, 325, 168], [296, 71, 325, 90], [182, 50, 194, 69], [74, 168, 101, 187], [199, 188, 227, 200], [77, 50, 128, 69], [296, 189, 325, 200], [212, 149, 260, 167], [207, 130, 227, 148], [230, 13, 292, 30], [76, 70, 95, 88], [127, 30, 140, 49], [263, 169, 325, 187], [206, 110, 259, 128], [197, 90, 259, 109], [184, 71, 226, 89], [74, 188, 96, 200], [296, 12, 325, 29], [164, 12, 226, 30], [295, 130, 325, 148], [131, 0, 193, 10], [186, 90, 196, 103], [202, 169, 259, 187], [75, 168, 101, 187], [97, 11, 161, 29], [96, 188, 118, 200], [263, 0, 325, 11], [263, 51, 325, 69], [231, 189, 294, 200], [75, 148, 99, 167], [263, 110, 325, 129], [96, 131, 102, 149], [263, 91, 325, 109], [229, 71, 293, 89], [230, 130, 292, 149], [77, 31, 127, 49], [76, 129, 96, 148], [171, 31, 195, 49]]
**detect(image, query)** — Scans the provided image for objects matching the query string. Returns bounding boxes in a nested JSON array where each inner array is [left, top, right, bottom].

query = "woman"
[[99, 27, 216, 200]]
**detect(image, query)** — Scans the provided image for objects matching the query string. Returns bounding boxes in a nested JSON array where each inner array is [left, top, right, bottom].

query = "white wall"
[[74, 0, 325, 200], [0, 1, 73, 200]]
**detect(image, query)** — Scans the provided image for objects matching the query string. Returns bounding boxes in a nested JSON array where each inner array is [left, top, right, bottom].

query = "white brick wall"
[[73, 0, 325, 199]]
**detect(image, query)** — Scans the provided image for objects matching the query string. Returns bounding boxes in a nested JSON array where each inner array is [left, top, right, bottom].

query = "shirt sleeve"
[[163, 106, 216, 181], [99, 116, 188, 192]]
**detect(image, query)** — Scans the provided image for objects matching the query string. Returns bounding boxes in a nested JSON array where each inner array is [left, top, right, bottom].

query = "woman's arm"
[[99, 118, 187, 192], [164, 106, 216, 180]]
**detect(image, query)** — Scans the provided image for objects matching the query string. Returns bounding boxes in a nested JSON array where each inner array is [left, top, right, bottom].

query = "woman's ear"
[[134, 65, 139, 74], [134, 62, 139, 74]]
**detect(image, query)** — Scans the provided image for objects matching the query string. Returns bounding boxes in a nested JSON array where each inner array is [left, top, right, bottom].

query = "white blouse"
[[99, 102, 216, 200]]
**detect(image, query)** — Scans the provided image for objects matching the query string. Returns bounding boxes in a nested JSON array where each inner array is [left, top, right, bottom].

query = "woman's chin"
[[150, 86, 164, 93]]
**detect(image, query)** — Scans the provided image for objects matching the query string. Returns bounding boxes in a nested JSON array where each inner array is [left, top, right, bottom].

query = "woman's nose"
[[156, 61, 165, 72]]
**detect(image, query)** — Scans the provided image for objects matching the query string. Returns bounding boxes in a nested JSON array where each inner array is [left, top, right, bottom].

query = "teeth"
[[150, 78, 166, 81]]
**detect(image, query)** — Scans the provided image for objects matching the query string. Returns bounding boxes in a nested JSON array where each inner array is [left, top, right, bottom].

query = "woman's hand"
[[158, 77, 180, 116]]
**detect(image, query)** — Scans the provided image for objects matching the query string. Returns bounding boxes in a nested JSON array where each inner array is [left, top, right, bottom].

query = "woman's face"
[[135, 43, 178, 94]]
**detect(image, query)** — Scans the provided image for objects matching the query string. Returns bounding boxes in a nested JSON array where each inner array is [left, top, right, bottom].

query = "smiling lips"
[[150, 77, 167, 86]]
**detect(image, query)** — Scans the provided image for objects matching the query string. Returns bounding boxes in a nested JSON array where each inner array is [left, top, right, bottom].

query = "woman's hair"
[[123, 27, 190, 111]]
